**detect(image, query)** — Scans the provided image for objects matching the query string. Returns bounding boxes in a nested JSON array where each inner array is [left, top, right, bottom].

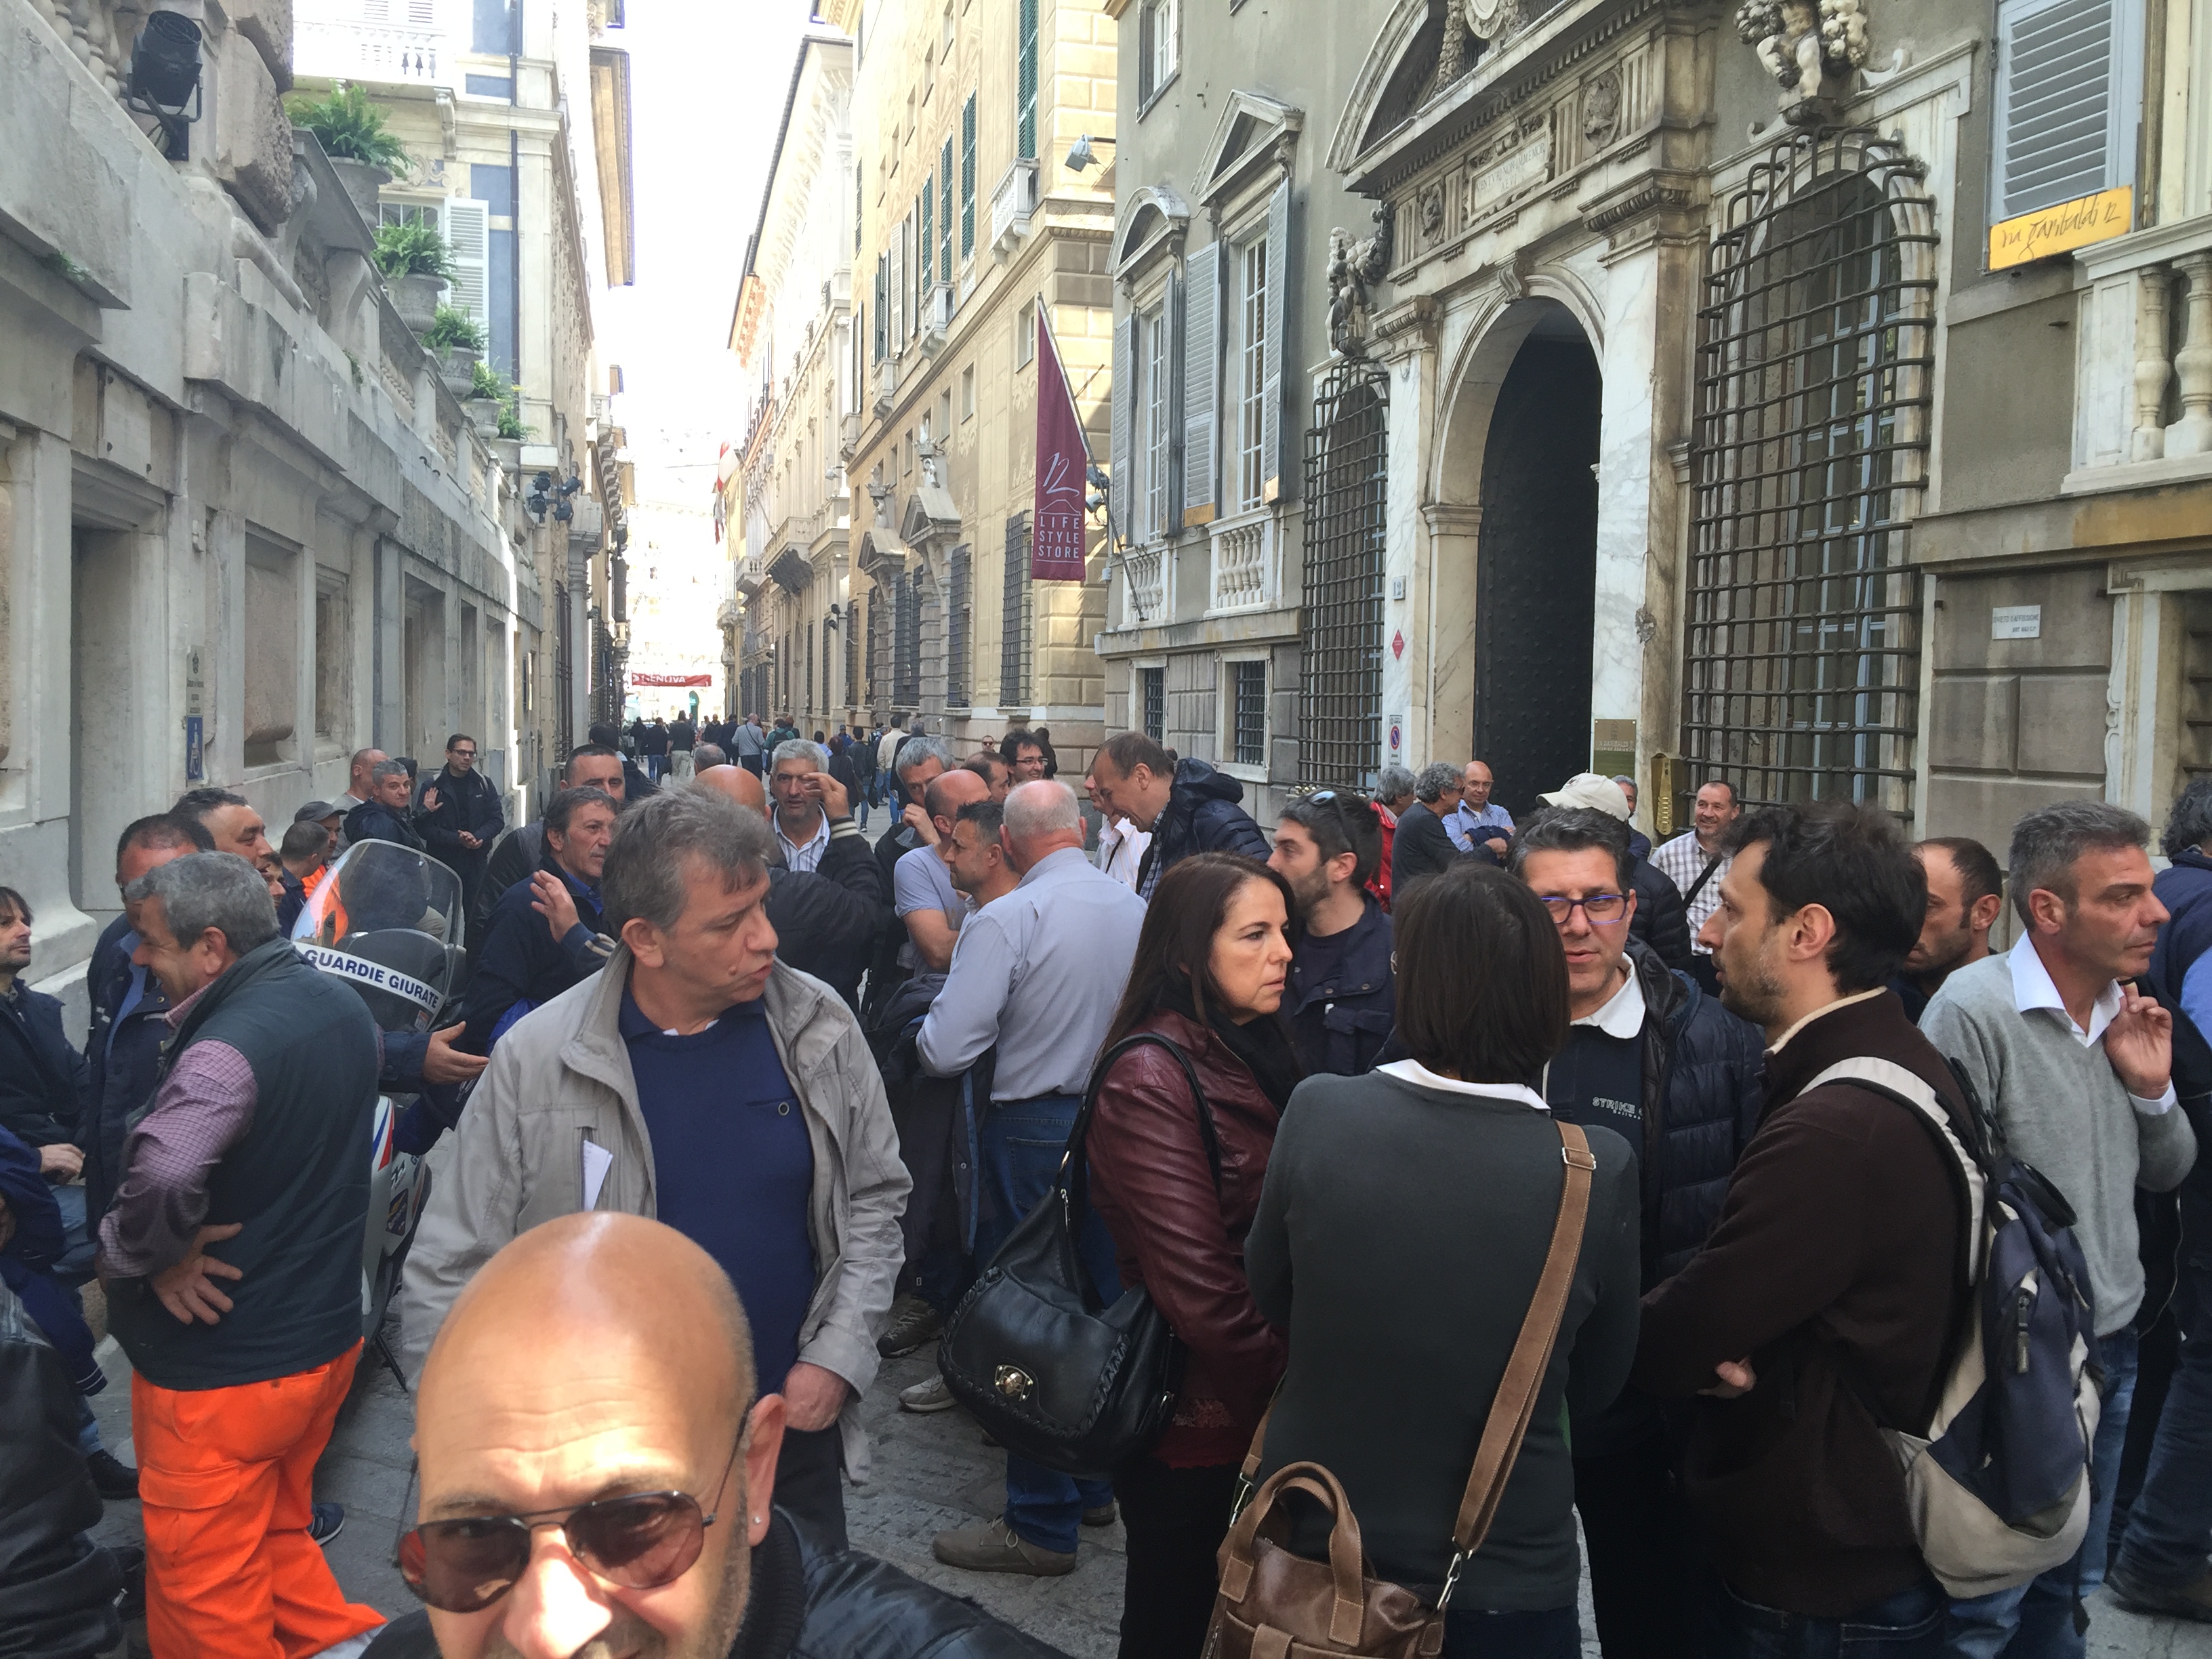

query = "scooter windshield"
[[291, 840, 465, 1033]]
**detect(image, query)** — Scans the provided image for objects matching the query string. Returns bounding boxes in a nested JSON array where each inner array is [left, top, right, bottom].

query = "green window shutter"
[[920, 172, 935, 289], [961, 95, 978, 255], [941, 137, 955, 277], [1017, 0, 1038, 161], [874, 256, 888, 360]]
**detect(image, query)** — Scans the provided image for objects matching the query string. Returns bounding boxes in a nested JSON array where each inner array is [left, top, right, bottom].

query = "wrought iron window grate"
[[1141, 666, 1165, 743], [1002, 516, 1032, 709], [1684, 129, 1937, 819], [1299, 362, 1388, 788], [947, 546, 972, 708], [893, 573, 921, 708], [1233, 660, 1267, 767]]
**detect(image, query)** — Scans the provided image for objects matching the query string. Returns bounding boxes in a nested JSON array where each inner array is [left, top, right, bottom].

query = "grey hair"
[[1610, 775, 1636, 790], [692, 743, 729, 770], [895, 735, 956, 779], [124, 852, 279, 956], [770, 739, 828, 772], [1415, 761, 1462, 803], [2162, 777, 2212, 861], [1004, 779, 1082, 840], [1376, 765, 1417, 802], [2008, 799, 2151, 924], [602, 784, 776, 935], [370, 758, 411, 785]]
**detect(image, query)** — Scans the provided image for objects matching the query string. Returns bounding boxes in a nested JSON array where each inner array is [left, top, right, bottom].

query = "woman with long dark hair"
[[1085, 853, 1303, 1658]]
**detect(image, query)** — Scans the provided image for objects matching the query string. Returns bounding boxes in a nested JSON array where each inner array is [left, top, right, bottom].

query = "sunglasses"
[[398, 1438, 742, 1614]]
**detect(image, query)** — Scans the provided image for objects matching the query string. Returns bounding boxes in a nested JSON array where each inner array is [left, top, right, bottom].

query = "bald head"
[[692, 762, 768, 815], [922, 766, 989, 828], [1003, 779, 1084, 872]]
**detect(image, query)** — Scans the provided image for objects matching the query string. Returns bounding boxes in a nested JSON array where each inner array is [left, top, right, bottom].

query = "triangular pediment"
[[1193, 90, 1303, 209]]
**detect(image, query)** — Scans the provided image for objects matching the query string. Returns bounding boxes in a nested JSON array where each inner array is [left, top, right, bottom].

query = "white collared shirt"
[[1376, 1059, 1552, 1113], [2006, 932, 2176, 1114], [775, 808, 830, 874], [1574, 965, 1647, 1039]]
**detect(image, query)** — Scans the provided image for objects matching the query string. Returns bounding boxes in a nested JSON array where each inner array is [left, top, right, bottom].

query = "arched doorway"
[[1470, 308, 1601, 815]]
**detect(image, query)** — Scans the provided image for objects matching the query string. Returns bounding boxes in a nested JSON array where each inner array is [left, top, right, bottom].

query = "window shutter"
[[874, 257, 888, 360], [890, 219, 904, 345], [1182, 241, 1219, 527], [1111, 312, 1136, 542], [855, 161, 864, 254], [444, 199, 491, 335], [1138, 1, 1154, 103], [920, 173, 935, 290], [1994, 0, 2129, 219], [1166, 266, 1185, 531], [961, 95, 978, 255], [1017, 0, 1038, 161], [1261, 180, 1290, 502]]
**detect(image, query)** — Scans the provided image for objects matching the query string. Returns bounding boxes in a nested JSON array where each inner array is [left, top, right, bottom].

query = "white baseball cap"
[[1538, 773, 1632, 821]]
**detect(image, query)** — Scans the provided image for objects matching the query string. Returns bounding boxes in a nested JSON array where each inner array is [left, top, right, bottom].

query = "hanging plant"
[[286, 83, 413, 174]]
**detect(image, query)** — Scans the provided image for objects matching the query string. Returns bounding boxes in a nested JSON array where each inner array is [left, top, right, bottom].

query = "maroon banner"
[[1031, 306, 1089, 582], [631, 672, 713, 687]]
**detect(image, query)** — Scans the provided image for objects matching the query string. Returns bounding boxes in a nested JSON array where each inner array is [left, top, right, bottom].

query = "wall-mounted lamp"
[[127, 12, 204, 161], [1063, 134, 1115, 173], [527, 468, 584, 523]]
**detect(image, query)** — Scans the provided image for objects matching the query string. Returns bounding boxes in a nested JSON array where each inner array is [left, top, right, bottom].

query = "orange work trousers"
[[132, 1341, 386, 1659]]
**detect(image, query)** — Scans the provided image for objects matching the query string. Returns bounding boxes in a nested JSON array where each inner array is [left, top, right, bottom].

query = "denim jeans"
[[1942, 1326, 2139, 1658], [2116, 1181, 2212, 1589], [977, 1092, 1120, 1555], [1715, 1577, 1946, 1658], [53, 1183, 96, 1288]]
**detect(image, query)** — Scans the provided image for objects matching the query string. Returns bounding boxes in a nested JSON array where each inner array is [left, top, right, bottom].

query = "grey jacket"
[[398, 951, 911, 1474]]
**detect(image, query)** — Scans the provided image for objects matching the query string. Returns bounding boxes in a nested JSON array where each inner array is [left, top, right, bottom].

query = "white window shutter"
[[890, 219, 904, 346], [1111, 312, 1135, 542], [1261, 180, 1290, 502], [444, 199, 491, 334], [1993, 0, 2137, 219], [1166, 266, 1185, 533], [1182, 241, 1219, 527]]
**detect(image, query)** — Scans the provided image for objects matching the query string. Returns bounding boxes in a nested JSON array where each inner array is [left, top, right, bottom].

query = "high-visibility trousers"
[[132, 1341, 385, 1659]]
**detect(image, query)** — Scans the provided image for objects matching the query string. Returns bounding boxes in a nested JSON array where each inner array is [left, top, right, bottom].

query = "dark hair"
[[1511, 808, 1633, 890], [1097, 731, 1172, 779], [1101, 854, 1297, 1052], [1917, 836, 2003, 914], [565, 743, 622, 781], [587, 722, 623, 747], [2162, 777, 2212, 861], [0, 886, 29, 926], [1699, 779, 1739, 806], [1279, 790, 1382, 887], [446, 733, 477, 752], [545, 785, 618, 836], [2008, 800, 2151, 926], [1726, 802, 1923, 990], [964, 751, 1007, 783], [171, 787, 249, 825], [1393, 864, 1567, 1085], [280, 821, 330, 863], [117, 813, 213, 870], [954, 799, 1006, 841], [1001, 728, 1044, 762]]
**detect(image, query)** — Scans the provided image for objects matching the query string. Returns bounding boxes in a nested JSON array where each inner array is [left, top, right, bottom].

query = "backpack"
[[1805, 1057, 2102, 1599]]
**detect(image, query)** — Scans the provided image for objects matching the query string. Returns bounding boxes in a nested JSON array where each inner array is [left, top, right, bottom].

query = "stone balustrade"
[[1208, 507, 1275, 612], [295, 16, 441, 83], [1122, 544, 1166, 626], [2069, 216, 2212, 495]]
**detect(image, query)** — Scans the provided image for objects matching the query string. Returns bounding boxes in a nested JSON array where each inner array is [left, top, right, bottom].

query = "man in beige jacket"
[[400, 785, 909, 1547]]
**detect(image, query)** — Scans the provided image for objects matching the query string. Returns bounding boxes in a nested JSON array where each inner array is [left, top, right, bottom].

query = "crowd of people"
[[5, 716, 2212, 1659]]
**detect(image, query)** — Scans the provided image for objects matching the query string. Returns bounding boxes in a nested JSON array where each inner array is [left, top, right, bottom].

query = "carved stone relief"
[[1582, 69, 1621, 146], [1734, 0, 1870, 125]]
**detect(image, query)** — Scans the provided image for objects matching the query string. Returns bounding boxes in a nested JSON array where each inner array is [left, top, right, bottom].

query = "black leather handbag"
[[937, 1033, 1221, 1480]]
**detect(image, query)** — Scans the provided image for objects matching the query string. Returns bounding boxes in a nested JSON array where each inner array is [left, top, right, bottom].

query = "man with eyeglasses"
[[367, 1213, 1059, 1659], [1512, 803, 1763, 1659], [417, 733, 506, 921]]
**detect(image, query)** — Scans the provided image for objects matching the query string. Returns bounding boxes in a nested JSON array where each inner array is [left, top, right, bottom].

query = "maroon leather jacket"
[[1086, 1008, 1288, 1469]]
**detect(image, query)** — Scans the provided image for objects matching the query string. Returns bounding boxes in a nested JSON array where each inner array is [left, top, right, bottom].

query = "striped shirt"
[[1650, 831, 1730, 956]]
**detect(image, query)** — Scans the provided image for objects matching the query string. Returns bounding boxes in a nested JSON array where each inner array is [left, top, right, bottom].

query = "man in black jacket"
[[0, 887, 96, 1298], [1089, 732, 1269, 899], [1270, 791, 1394, 1076], [365, 1212, 1060, 1659], [866, 737, 956, 1023], [1536, 773, 1695, 973], [1389, 762, 1469, 895], [478, 745, 631, 935], [417, 734, 506, 918], [1513, 808, 1763, 1659], [458, 787, 618, 1052], [345, 760, 428, 852]]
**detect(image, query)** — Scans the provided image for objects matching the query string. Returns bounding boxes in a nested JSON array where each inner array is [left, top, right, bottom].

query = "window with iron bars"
[[894, 573, 921, 707], [1231, 660, 1267, 767], [1141, 667, 1165, 742], [1002, 514, 1033, 708], [947, 546, 972, 708], [1683, 129, 1936, 820], [845, 599, 859, 706], [1300, 363, 1387, 787], [867, 586, 886, 707]]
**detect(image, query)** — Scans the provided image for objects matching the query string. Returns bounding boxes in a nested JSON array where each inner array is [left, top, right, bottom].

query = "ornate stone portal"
[[1734, 0, 1870, 125], [1326, 203, 1395, 357]]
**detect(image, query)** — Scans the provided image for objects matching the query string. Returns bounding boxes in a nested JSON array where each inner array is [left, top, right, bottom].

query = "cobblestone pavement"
[[81, 1323, 2212, 1659]]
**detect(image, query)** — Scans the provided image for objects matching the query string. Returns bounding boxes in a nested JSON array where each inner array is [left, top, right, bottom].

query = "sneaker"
[[1082, 1500, 1120, 1528], [899, 1374, 956, 1413], [930, 1516, 1076, 1577], [876, 1294, 943, 1359], [86, 1449, 140, 1500], [309, 1502, 346, 1547], [2108, 1563, 2212, 1623]]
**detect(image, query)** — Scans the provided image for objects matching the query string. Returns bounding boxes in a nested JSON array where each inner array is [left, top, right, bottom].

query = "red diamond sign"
[[1391, 630, 1405, 660]]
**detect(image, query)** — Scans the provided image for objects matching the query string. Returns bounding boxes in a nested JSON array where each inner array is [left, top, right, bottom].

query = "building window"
[[939, 137, 956, 286], [962, 364, 977, 419], [1231, 660, 1267, 767], [1684, 130, 1936, 816], [1141, 666, 1166, 742], [920, 169, 935, 289], [1139, 0, 1177, 105], [856, 161, 864, 253], [1300, 362, 1388, 788], [1017, 300, 1036, 367], [1140, 304, 1170, 541], [1991, 0, 2142, 220], [894, 573, 922, 706], [1016, 0, 1039, 160], [1002, 514, 1033, 708], [844, 600, 859, 705], [947, 546, 972, 708], [1234, 234, 1269, 512], [867, 587, 885, 705], [961, 94, 978, 256]]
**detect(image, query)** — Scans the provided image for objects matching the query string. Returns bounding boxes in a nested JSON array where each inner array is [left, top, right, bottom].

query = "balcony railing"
[[734, 556, 767, 599], [295, 18, 443, 83], [2067, 216, 2212, 494], [921, 283, 954, 353], [874, 359, 897, 417], [991, 159, 1040, 256], [1207, 507, 1276, 613], [1122, 544, 1168, 626]]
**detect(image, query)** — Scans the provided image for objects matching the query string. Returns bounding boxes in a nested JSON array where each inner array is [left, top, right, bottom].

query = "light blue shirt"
[[1450, 802, 1515, 850], [918, 846, 1147, 1100]]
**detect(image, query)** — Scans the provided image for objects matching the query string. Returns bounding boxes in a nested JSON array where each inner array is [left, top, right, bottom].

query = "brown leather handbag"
[[1202, 1120, 1598, 1659]]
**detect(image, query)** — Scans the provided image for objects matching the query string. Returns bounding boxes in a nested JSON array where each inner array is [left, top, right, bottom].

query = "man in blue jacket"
[[417, 733, 506, 919], [1088, 732, 1269, 900], [1514, 806, 1764, 1659], [457, 786, 619, 1052], [345, 760, 428, 852]]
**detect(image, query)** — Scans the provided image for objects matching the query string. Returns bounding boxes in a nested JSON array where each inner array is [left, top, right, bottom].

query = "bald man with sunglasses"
[[367, 1213, 1063, 1659]]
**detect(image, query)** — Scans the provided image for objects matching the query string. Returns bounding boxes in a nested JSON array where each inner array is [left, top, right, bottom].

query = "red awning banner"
[[632, 673, 713, 687]]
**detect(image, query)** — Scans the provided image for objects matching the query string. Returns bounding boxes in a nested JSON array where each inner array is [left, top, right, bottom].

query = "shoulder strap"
[[1683, 853, 1723, 906], [1801, 1057, 1986, 1283], [1064, 1033, 1225, 1218]]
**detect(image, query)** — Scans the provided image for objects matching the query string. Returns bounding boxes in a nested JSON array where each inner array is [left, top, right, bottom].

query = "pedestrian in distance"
[[401, 785, 909, 1547], [1001, 729, 1050, 784], [1612, 776, 1652, 861], [457, 785, 619, 1053], [1268, 790, 1395, 1077], [1086, 853, 1303, 1658], [691, 741, 729, 772], [1891, 836, 2003, 1023], [416, 733, 506, 921], [1451, 759, 1515, 859], [1923, 802, 2197, 1658], [1510, 806, 1764, 1659], [1634, 802, 1973, 1658], [1650, 779, 1743, 995], [1244, 861, 1641, 1659], [344, 760, 427, 853], [1088, 732, 1269, 900], [734, 712, 768, 777], [1389, 761, 1469, 895]]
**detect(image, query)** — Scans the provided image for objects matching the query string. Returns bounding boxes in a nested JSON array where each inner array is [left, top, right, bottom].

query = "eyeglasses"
[[1536, 893, 1629, 925], [398, 1438, 742, 1614]]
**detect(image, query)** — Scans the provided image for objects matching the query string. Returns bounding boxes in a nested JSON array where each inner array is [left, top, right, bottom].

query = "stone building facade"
[[0, 0, 628, 1014]]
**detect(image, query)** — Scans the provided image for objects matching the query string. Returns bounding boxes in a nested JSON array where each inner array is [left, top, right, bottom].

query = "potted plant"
[[286, 84, 412, 223], [373, 220, 455, 333], [426, 305, 487, 398], [487, 382, 531, 472], [465, 359, 506, 438]]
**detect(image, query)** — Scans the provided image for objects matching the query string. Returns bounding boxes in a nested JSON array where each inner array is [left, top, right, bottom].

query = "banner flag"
[[1031, 303, 1090, 581]]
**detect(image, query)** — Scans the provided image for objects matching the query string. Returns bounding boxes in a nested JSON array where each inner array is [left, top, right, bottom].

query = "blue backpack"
[[1806, 1058, 2102, 1598]]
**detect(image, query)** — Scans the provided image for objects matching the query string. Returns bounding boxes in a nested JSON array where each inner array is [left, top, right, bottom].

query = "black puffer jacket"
[[363, 1509, 1067, 1659], [1136, 758, 1270, 893], [1628, 855, 1695, 974], [767, 825, 890, 1012]]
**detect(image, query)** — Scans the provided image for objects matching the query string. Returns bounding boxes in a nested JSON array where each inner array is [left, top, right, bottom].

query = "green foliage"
[[373, 220, 457, 282], [286, 84, 413, 175], [426, 306, 487, 352], [470, 359, 506, 401], [496, 383, 530, 441]]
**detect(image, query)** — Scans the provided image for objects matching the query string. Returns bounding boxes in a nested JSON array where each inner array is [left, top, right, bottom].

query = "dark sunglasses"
[[398, 1438, 742, 1614]]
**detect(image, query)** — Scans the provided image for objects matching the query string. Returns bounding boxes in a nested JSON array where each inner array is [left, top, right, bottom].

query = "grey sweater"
[[1921, 953, 2197, 1334]]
